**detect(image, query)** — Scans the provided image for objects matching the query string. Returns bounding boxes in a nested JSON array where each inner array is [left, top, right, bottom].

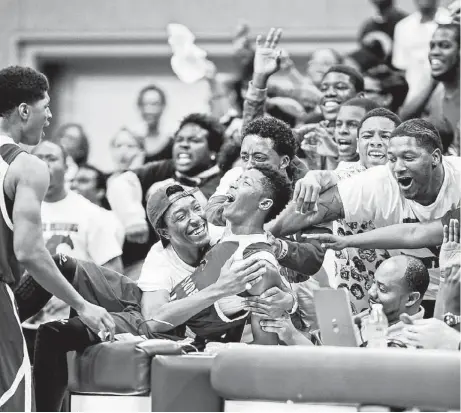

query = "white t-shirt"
[[332, 161, 391, 314], [137, 223, 224, 293], [337, 157, 461, 300], [41, 191, 123, 265], [25, 191, 123, 326]]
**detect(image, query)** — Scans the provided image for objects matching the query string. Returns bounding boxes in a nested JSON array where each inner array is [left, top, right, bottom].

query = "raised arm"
[[11, 154, 115, 338], [267, 185, 345, 238], [240, 28, 283, 138]]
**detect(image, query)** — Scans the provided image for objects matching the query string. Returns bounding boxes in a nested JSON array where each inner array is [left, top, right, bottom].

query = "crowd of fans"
[[0, 0, 460, 411]]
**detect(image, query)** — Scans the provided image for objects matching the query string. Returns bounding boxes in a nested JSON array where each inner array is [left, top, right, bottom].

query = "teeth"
[[369, 152, 384, 157], [323, 101, 339, 108], [338, 140, 350, 146], [191, 225, 205, 236], [178, 154, 191, 159]]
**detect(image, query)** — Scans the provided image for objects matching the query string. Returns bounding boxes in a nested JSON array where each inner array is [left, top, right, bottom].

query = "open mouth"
[[188, 223, 206, 236], [225, 193, 235, 203], [430, 58, 444, 70], [368, 151, 386, 160], [337, 138, 351, 149], [176, 153, 192, 166], [397, 176, 413, 189], [322, 101, 340, 110]]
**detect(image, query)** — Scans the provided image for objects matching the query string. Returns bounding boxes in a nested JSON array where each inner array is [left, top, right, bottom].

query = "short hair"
[[176, 113, 225, 154], [323, 64, 364, 92], [78, 164, 107, 192], [251, 164, 292, 223], [390, 118, 443, 152], [402, 256, 430, 298], [137, 84, 166, 107], [364, 65, 409, 112], [436, 23, 461, 47], [340, 97, 380, 113], [54, 123, 90, 165], [0, 66, 49, 117], [358, 107, 402, 135], [242, 116, 297, 160]]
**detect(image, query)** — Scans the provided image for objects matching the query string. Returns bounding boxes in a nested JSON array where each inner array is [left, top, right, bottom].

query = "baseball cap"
[[146, 184, 199, 244]]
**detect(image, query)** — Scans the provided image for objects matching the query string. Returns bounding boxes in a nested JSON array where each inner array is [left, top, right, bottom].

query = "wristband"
[[277, 239, 289, 260], [285, 290, 299, 315]]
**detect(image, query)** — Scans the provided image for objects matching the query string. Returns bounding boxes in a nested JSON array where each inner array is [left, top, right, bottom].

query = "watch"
[[443, 312, 461, 327]]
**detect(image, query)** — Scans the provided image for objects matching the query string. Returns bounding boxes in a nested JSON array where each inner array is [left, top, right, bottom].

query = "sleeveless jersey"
[[170, 233, 278, 340], [0, 137, 25, 287]]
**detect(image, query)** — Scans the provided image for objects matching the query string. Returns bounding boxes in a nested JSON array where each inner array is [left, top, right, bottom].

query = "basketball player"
[[0, 66, 115, 411]]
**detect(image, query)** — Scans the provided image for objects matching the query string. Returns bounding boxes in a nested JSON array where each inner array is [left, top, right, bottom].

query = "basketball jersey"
[[170, 234, 277, 340], [0, 136, 25, 287]]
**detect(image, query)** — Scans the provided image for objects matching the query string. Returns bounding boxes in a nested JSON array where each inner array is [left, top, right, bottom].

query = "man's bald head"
[[369, 255, 429, 324]]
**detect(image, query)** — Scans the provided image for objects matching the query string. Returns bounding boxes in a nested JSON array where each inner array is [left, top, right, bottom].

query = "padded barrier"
[[211, 345, 460, 411], [68, 338, 183, 395], [150, 355, 222, 412]]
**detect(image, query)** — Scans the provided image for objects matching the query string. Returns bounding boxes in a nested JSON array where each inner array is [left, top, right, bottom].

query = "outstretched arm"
[[304, 219, 445, 251], [267, 185, 345, 238]]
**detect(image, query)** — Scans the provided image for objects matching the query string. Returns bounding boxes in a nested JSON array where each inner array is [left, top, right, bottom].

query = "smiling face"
[[172, 123, 213, 175], [22, 91, 52, 145], [358, 116, 396, 168], [429, 27, 459, 81], [387, 135, 439, 202], [222, 168, 272, 225], [240, 134, 289, 171], [368, 256, 417, 325], [335, 105, 366, 160], [319, 72, 358, 122], [163, 195, 210, 249]]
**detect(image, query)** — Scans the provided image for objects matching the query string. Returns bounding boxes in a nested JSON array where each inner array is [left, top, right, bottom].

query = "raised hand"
[[292, 170, 324, 214], [440, 218, 460, 278], [253, 28, 283, 80]]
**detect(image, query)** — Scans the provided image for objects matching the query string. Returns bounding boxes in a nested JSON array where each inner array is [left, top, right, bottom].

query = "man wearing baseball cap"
[[138, 165, 310, 344]]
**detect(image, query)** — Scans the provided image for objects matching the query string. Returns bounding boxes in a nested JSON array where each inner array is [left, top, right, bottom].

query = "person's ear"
[[259, 198, 273, 212], [157, 228, 170, 240], [18, 103, 29, 120], [405, 291, 420, 307], [431, 148, 442, 168], [279, 155, 290, 170]]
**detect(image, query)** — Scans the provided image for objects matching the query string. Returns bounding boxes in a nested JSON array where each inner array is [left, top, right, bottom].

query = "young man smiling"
[[270, 119, 461, 317], [140, 165, 294, 345]]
